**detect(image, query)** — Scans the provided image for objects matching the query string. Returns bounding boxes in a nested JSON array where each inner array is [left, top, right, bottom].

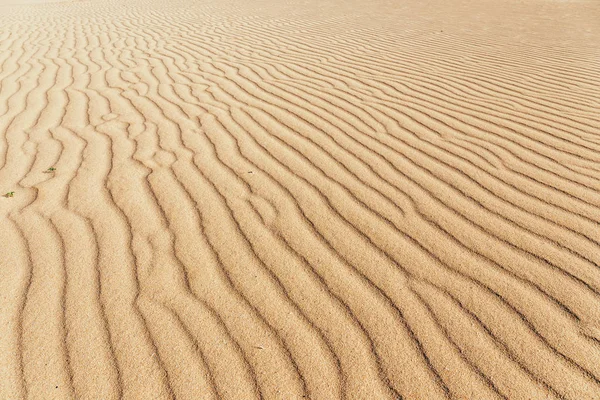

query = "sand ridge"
[[0, 0, 599, 398]]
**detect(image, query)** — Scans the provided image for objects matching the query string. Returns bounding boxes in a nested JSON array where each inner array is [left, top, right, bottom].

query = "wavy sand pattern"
[[0, 0, 599, 398]]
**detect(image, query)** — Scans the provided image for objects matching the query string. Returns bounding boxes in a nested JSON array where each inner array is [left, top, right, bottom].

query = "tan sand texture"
[[1, 0, 599, 398]]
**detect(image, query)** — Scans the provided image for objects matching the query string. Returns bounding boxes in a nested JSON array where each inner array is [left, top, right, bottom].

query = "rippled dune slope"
[[1, 0, 599, 398]]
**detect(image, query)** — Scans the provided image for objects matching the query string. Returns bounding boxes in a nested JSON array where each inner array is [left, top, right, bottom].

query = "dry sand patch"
[[0, 0, 599, 398]]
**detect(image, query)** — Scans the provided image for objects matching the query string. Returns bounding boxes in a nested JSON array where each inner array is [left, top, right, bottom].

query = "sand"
[[0, 0, 599, 398]]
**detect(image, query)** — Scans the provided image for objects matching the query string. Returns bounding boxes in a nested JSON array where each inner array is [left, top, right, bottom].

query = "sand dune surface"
[[1, 0, 600, 398]]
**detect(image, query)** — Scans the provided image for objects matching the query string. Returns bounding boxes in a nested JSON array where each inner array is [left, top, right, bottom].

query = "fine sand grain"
[[1, 0, 599, 398]]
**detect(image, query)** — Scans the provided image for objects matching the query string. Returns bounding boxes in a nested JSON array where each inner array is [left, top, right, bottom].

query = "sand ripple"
[[1, 0, 599, 398]]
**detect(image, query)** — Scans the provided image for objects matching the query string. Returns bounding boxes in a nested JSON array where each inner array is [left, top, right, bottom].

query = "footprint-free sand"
[[1, 0, 599, 398]]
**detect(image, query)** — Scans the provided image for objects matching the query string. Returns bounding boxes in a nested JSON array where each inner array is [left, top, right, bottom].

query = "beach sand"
[[1, 0, 599, 398]]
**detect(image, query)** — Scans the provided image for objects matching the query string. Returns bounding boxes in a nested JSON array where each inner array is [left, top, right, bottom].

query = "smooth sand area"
[[0, 0, 599, 398]]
